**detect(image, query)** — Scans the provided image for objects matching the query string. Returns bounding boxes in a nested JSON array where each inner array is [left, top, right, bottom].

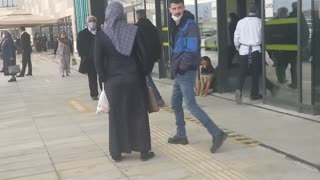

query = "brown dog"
[[195, 56, 215, 96]]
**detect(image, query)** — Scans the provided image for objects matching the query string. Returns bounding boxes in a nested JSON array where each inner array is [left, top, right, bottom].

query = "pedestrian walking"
[[1, 31, 17, 82], [167, 0, 227, 153], [54, 30, 73, 77], [94, 1, 154, 162], [17, 27, 32, 77], [77, 15, 102, 100], [135, 9, 165, 107], [234, 4, 277, 104]]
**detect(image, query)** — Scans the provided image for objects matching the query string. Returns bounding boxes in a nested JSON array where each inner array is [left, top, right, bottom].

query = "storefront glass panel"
[[313, 1, 320, 106], [198, 0, 218, 68], [301, 0, 313, 105], [264, 0, 300, 107]]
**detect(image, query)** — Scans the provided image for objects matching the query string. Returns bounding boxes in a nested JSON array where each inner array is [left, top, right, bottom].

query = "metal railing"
[[0, 0, 16, 8]]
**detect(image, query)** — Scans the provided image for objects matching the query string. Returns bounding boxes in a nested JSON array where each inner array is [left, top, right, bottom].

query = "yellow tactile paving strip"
[[151, 126, 248, 180], [65, 98, 93, 113], [161, 106, 260, 147]]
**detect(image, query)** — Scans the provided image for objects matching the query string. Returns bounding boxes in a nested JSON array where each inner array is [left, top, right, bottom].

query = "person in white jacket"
[[234, 4, 276, 104]]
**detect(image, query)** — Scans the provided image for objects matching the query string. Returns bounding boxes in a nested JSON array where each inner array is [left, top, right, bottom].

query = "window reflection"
[[264, 0, 300, 105]]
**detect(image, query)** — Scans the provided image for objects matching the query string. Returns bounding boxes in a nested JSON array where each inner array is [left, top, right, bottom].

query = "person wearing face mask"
[[168, 0, 227, 154], [54, 30, 73, 77], [77, 15, 102, 100]]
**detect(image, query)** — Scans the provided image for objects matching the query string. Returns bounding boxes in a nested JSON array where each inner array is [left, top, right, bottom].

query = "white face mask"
[[88, 22, 97, 30], [61, 35, 66, 38], [172, 15, 182, 22]]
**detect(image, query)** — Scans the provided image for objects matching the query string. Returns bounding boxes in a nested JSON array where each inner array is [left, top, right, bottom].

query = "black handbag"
[[78, 57, 88, 74]]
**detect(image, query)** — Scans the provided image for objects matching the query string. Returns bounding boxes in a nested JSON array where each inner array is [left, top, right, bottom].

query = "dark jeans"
[[238, 51, 274, 96], [20, 52, 32, 75], [87, 70, 102, 98], [171, 70, 222, 138], [146, 74, 163, 104]]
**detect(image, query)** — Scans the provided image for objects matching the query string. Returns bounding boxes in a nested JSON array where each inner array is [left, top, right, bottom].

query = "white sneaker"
[[235, 90, 242, 104]]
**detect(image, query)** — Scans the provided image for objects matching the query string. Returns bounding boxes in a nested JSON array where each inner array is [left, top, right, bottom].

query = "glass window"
[[264, 0, 300, 107], [108, 0, 144, 24], [312, 0, 320, 105], [301, 1, 312, 105], [198, 0, 218, 68]]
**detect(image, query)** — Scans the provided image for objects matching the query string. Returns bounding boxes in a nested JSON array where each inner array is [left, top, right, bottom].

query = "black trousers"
[[87, 70, 103, 98], [20, 52, 32, 75], [238, 51, 274, 96]]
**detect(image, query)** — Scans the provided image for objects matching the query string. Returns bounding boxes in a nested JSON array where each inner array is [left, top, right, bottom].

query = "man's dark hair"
[[168, 0, 184, 6], [20, 27, 26, 31], [248, 4, 257, 14], [201, 56, 212, 64], [136, 9, 147, 20]]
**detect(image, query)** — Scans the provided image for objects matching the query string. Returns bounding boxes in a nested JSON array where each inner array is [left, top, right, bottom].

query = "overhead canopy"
[[0, 9, 57, 28]]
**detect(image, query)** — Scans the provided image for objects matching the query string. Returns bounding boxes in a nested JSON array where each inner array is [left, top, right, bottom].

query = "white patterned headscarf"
[[103, 1, 138, 56]]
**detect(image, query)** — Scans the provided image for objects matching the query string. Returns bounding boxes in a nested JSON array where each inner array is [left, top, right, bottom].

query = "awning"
[[0, 9, 57, 28]]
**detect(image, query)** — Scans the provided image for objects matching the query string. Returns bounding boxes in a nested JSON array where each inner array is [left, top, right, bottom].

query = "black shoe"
[[141, 151, 155, 161], [16, 74, 24, 77], [168, 136, 189, 145], [288, 83, 297, 89], [26, 73, 32, 76], [250, 94, 262, 100], [8, 78, 16, 82], [210, 132, 227, 153], [111, 155, 121, 162], [91, 96, 98, 100]]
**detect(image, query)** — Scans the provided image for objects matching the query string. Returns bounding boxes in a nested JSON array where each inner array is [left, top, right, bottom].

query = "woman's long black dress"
[[94, 30, 151, 157]]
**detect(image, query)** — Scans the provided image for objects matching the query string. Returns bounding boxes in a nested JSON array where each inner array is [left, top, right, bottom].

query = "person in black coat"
[[94, 2, 154, 162], [77, 15, 102, 100], [17, 27, 32, 77], [1, 31, 17, 82], [135, 9, 165, 107]]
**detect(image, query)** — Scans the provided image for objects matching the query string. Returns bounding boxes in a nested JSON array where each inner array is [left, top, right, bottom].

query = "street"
[[0, 52, 320, 180]]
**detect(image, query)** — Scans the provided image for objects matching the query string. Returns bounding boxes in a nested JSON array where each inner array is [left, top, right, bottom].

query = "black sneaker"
[[141, 151, 155, 161], [250, 94, 262, 100], [8, 78, 16, 82], [168, 136, 189, 145], [210, 132, 227, 153]]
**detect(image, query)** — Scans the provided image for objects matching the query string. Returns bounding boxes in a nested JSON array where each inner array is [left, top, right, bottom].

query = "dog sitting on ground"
[[195, 56, 215, 97]]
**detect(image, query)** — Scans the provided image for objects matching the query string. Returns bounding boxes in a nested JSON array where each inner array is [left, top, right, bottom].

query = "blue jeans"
[[146, 74, 164, 104], [171, 70, 222, 138]]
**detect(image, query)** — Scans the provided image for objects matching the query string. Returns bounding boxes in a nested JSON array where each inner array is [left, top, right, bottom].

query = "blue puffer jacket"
[[169, 11, 201, 77]]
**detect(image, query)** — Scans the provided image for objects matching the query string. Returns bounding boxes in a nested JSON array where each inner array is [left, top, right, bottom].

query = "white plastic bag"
[[96, 89, 109, 114]]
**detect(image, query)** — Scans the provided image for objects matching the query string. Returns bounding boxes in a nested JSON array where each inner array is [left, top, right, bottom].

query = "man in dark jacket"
[[286, 2, 310, 89], [167, 0, 227, 154], [17, 27, 32, 77], [135, 9, 165, 107], [77, 15, 102, 100]]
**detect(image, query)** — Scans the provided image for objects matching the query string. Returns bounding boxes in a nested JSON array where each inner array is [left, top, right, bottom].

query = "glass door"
[[263, 0, 300, 108]]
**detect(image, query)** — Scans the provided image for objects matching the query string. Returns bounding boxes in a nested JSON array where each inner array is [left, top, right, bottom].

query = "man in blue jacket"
[[167, 0, 227, 153]]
